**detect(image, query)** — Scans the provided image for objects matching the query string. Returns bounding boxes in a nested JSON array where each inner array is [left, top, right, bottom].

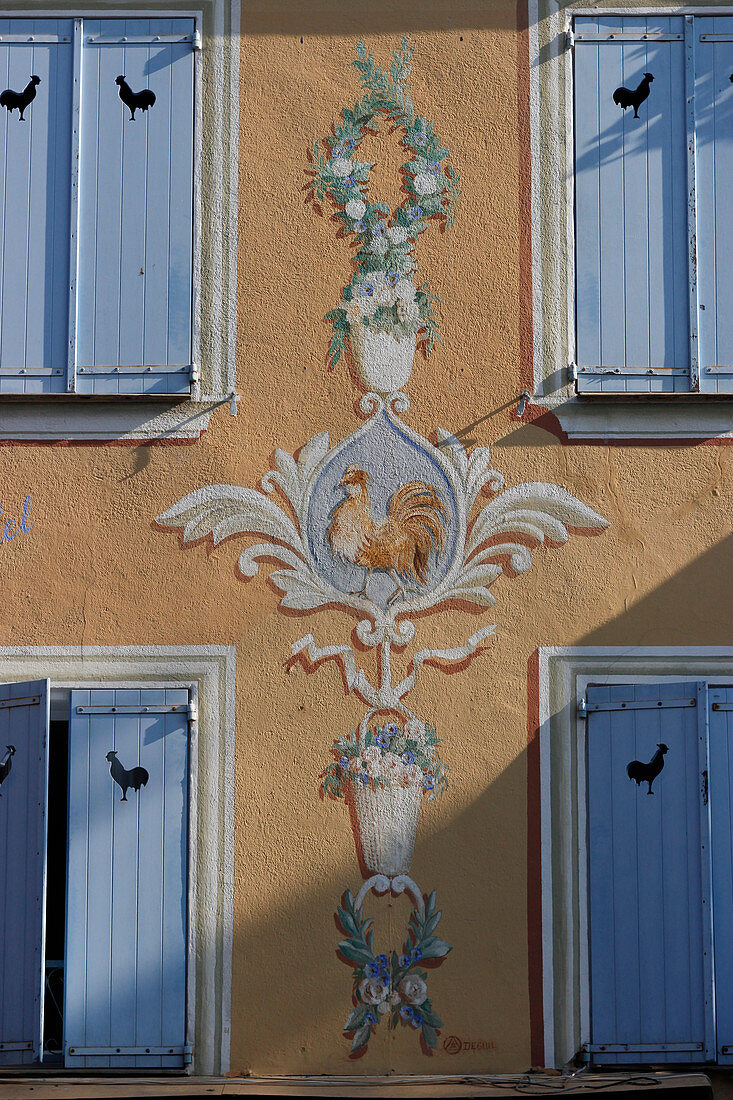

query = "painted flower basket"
[[349, 324, 416, 395], [353, 781, 422, 875]]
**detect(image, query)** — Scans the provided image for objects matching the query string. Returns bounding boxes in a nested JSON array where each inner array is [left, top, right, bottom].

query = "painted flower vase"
[[349, 325, 416, 395], [353, 782, 422, 876]]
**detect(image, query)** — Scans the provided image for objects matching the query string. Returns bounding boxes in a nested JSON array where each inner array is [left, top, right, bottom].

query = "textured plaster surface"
[[0, 0, 730, 1080]]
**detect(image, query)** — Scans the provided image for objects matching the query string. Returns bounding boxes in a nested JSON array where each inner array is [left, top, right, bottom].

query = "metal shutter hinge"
[[565, 28, 575, 50], [568, 361, 578, 383], [193, 29, 202, 51], [577, 696, 587, 718], [190, 364, 200, 383]]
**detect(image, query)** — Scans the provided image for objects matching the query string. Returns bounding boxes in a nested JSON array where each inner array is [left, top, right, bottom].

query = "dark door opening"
[[42, 719, 68, 1063]]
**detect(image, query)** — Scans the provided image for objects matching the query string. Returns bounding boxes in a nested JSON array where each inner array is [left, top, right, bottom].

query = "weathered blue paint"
[[0, 679, 50, 1066], [574, 16, 691, 393], [0, 21, 73, 394], [586, 681, 714, 1064], [75, 19, 195, 395], [64, 688, 189, 1069], [695, 18, 733, 393]]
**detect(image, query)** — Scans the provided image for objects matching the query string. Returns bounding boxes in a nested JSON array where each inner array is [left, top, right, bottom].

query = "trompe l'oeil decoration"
[[305, 37, 460, 389], [0, 745, 15, 795], [627, 743, 668, 795], [613, 72, 654, 119], [157, 35, 610, 1056], [115, 75, 156, 120], [0, 76, 40, 121], [106, 750, 149, 801]]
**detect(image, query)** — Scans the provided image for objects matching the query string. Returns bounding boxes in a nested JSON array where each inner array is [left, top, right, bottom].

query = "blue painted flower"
[[428, 160, 441, 172], [385, 723, 400, 735], [422, 773, 435, 791], [365, 1012, 376, 1026], [380, 974, 390, 987], [406, 205, 423, 221], [377, 954, 388, 967], [340, 756, 350, 768], [365, 962, 379, 978], [402, 751, 415, 765], [343, 177, 355, 188], [357, 772, 370, 786], [412, 948, 422, 961], [344, 136, 356, 151], [413, 132, 427, 146], [353, 220, 365, 233], [331, 145, 346, 157], [411, 1014, 422, 1028], [399, 954, 411, 968], [372, 222, 388, 238], [386, 271, 400, 287], [400, 1005, 414, 1021], [359, 282, 375, 298], [375, 733, 390, 748]]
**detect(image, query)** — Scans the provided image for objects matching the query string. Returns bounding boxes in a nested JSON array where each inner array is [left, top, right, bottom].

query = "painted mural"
[[157, 38, 609, 1057]]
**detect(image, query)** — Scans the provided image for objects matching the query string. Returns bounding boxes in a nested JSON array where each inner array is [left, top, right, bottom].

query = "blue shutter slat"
[[76, 19, 194, 396], [65, 687, 189, 1069], [696, 18, 733, 392], [0, 23, 72, 393], [574, 17, 690, 393], [0, 679, 49, 1065], [708, 687, 733, 1060], [586, 682, 712, 1064]]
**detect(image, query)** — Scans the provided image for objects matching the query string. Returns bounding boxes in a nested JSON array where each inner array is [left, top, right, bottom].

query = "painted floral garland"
[[337, 888, 450, 1052], [305, 36, 460, 367]]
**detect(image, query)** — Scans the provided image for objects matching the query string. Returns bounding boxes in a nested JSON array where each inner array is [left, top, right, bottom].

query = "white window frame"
[[527, 1, 733, 442], [0, 3, 239, 443], [0, 644, 235, 1075], [538, 646, 733, 1069]]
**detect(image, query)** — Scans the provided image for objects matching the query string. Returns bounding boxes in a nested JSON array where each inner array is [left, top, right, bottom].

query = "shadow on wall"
[[230, 747, 529, 1075], [243, 0, 516, 36], [576, 532, 733, 649]]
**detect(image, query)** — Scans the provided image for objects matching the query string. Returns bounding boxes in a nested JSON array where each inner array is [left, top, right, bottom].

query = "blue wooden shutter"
[[695, 18, 733, 393], [65, 688, 190, 1068], [75, 20, 195, 395], [708, 685, 733, 1061], [574, 17, 691, 393], [0, 680, 50, 1065], [585, 682, 714, 1064], [0, 21, 73, 394]]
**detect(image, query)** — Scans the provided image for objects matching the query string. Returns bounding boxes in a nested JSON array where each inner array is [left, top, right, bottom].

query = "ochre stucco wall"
[[0, 0, 731, 1078]]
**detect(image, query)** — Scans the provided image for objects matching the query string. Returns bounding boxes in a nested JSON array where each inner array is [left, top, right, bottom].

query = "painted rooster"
[[327, 465, 447, 604]]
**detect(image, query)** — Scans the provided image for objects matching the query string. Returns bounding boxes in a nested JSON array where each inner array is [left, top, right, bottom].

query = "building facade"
[[0, 0, 731, 1082]]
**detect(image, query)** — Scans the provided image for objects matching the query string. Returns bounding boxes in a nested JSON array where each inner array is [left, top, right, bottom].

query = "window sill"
[[542, 394, 733, 443], [0, 395, 233, 442]]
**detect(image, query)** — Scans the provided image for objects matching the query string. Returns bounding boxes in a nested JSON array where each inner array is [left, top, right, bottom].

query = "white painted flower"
[[346, 300, 364, 326], [370, 237, 388, 255], [346, 198, 367, 219], [359, 296, 378, 318], [375, 284, 396, 307], [366, 759, 381, 779], [363, 745, 381, 764], [387, 225, 409, 245], [405, 717, 427, 743], [402, 763, 421, 786], [380, 752, 402, 778], [377, 1000, 390, 1015], [413, 171, 441, 195], [389, 990, 401, 1006], [359, 977, 386, 1005], [395, 279, 417, 303], [399, 974, 428, 1006], [397, 301, 420, 327], [349, 756, 363, 773], [330, 157, 354, 178]]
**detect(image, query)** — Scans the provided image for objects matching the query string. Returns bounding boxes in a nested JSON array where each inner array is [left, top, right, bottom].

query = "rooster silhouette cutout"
[[627, 742, 668, 795], [0, 76, 41, 121], [0, 745, 16, 795], [106, 750, 149, 801], [613, 72, 654, 119], [115, 76, 156, 121]]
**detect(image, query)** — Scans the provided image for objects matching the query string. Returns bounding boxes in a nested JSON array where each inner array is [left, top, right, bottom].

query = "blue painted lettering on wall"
[[1, 496, 33, 543]]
